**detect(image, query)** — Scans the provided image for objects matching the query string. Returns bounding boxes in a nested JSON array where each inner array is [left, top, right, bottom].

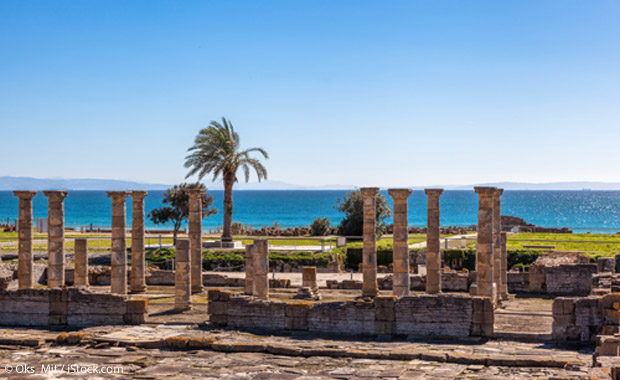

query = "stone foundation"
[[0, 287, 147, 327], [208, 289, 493, 338], [552, 295, 609, 342]]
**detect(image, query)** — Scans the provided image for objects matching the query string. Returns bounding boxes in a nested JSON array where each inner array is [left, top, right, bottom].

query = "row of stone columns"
[[360, 187, 508, 302], [12, 189, 206, 297]]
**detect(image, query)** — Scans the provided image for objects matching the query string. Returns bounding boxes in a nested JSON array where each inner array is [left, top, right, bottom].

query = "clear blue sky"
[[1, 1, 619, 188]]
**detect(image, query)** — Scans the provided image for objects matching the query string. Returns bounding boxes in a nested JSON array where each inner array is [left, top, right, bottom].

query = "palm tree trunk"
[[222, 173, 234, 242]]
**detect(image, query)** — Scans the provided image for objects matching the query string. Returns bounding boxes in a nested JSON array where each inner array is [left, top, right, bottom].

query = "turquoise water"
[[1, 190, 620, 233]]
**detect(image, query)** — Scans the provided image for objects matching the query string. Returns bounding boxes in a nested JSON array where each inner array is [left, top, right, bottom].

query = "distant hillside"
[[439, 181, 620, 191], [2, 176, 620, 191], [0, 176, 169, 191]]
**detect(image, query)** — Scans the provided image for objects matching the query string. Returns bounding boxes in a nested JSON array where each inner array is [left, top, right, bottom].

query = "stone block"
[[375, 306, 395, 322], [375, 321, 394, 335], [597, 335, 620, 356], [209, 301, 228, 316], [210, 315, 228, 326], [124, 313, 145, 325], [285, 317, 308, 331], [552, 297, 575, 315], [127, 299, 148, 314]]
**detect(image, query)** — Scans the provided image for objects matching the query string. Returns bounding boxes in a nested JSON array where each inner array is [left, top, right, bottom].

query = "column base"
[[130, 285, 147, 293], [362, 289, 378, 298], [174, 304, 192, 311], [191, 286, 204, 294]]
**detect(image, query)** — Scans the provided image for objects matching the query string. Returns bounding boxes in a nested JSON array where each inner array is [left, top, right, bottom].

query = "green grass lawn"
[[507, 232, 620, 257]]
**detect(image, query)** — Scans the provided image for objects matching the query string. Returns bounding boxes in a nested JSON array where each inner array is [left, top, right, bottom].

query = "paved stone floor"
[[0, 345, 609, 379], [0, 322, 611, 379]]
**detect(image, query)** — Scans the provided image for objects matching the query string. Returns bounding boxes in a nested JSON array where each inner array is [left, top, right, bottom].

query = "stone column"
[[14, 191, 37, 289], [130, 191, 148, 293], [388, 188, 412, 297], [425, 189, 444, 294], [474, 187, 497, 301], [500, 231, 509, 299], [252, 239, 269, 299], [107, 191, 130, 295], [187, 189, 203, 294], [175, 239, 192, 310], [492, 189, 503, 299], [302, 266, 318, 293], [43, 190, 68, 288], [361, 187, 380, 298], [244, 244, 254, 295], [74, 238, 89, 287]]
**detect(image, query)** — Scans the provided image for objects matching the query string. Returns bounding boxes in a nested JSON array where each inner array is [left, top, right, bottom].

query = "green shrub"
[[309, 217, 331, 236], [345, 247, 393, 268], [146, 248, 176, 263]]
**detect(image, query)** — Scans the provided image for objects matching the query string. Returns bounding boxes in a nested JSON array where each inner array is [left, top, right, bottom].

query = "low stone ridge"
[[0, 287, 147, 327], [208, 289, 493, 338]]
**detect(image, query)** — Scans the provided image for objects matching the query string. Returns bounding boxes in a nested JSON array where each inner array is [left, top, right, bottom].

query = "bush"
[[345, 247, 394, 269], [309, 217, 331, 236], [231, 222, 246, 235]]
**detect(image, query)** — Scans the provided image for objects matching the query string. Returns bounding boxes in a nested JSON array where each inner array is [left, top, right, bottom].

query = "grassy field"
[[507, 232, 620, 257]]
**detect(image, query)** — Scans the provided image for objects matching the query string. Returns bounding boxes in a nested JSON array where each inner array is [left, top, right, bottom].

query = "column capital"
[[424, 188, 444, 197], [388, 188, 412, 200], [106, 191, 131, 199], [13, 191, 37, 199], [43, 190, 69, 200], [360, 187, 380, 197], [474, 186, 497, 195], [186, 188, 204, 197], [131, 190, 148, 199], [493, 188, 504, 198]]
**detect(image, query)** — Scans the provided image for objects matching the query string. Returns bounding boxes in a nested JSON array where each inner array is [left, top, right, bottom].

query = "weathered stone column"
[[492, 189, 503, 299], [500, 231, 509, 299], [43, 190, 68, 288], [302, 266, 318, 293], [360, 187, 380, 298], [425, 189, 444, 294], [107, 191, 130, 295], [187, 189, 203, 294], [174, 239, 192, 310], [130, 191, 148, 293], [14, 191, 37, 289], [244, 244, 254, 295], [388, 188, 412, 297], [252, 239, 269, 299], [74, 238, 89, 287], [474, 187, 497, 301]]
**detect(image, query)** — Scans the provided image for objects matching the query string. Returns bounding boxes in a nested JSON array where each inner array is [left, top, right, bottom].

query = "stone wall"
[[552, 296, 608, 342], [507, 272, 529, 293], [0, 288, 146, 327], [208, 289, 493, 338], [545, 264, 597, 296]]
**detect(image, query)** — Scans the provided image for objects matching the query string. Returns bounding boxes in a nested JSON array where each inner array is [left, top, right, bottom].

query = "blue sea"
[[1, 190, 620, 233]]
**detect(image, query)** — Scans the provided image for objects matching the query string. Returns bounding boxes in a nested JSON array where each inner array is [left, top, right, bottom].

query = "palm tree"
[[184, 117, 268, 242]]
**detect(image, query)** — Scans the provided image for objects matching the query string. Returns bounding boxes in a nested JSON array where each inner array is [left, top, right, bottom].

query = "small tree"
[[335, 190, 391, 237], [148, 183, 217, 243], [309, 217, 331, 236]]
